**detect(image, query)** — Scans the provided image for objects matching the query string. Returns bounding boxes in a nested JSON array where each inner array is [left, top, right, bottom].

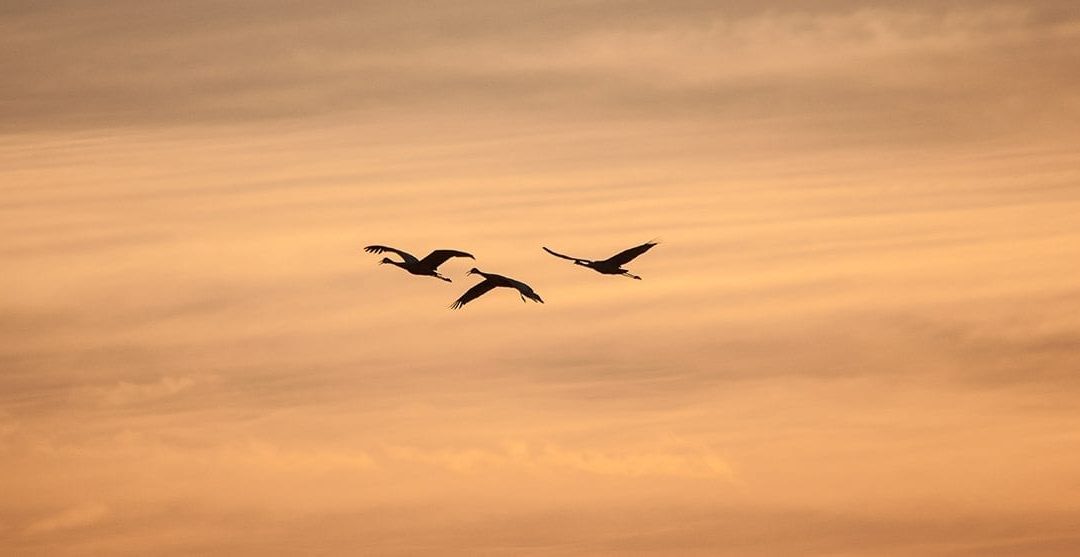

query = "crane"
[[451, 268, 544, 309], [542, 241, 657, 280], [364, 245, 474, 282]]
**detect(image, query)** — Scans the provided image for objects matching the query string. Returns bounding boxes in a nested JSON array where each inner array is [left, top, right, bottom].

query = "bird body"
[[542, 241, 657, 280], [365, 245, 474, 282], [451, 268, 543, 309]]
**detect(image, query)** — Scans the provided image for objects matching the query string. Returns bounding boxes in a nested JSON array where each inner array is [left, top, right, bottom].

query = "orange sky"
[[3, 2, 1080, 555]]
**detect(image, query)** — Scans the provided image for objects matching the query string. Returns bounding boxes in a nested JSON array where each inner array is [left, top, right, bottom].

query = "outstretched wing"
[[450, 279, 497, 309], [419, 249, 474, 270], [601, 241, 657, 266], [543, 246, 588, 264], [364, 245, 419, 264], [508, 278, 544, 304]]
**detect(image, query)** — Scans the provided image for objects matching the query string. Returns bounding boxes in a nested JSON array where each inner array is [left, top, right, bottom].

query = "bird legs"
[[621, 271, 642, 280]]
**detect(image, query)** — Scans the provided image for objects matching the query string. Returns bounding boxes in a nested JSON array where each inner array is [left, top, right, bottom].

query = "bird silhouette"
[[365, 245, 474, 282], [542, 241, 657, 280], [450, 268, 544, 309]]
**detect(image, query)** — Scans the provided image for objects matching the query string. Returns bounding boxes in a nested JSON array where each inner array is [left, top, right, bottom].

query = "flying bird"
[[451, 268, 544, 309], [364, 245, 474, 282], [542, 241, 657, 280]]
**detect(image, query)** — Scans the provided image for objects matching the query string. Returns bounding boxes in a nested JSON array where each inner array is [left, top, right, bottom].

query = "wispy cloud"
[[386, 442, 734, 479], [23, 504, 109, 536], [2, 1, 1078, 138]]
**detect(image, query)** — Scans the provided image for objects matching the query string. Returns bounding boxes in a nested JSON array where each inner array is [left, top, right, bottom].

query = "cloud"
[[884, 302, 1080, 386], [89, 374, 206, 406], [23, 503, 109, 536], [385, 442, 734, 479], [2, 1, 1078, 140]]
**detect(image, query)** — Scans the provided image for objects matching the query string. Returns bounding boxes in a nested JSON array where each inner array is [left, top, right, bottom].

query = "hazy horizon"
[[3, 1, 1080, 555]]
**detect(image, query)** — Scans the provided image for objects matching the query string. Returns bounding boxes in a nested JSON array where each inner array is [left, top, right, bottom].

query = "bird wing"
[[507, 278, 544, 304], [450, 279, 498, 309], [364, 245, 418, 264], [419, 249, 475, 270], [601, 242, 657, 266], [543, 246, 588, 264]]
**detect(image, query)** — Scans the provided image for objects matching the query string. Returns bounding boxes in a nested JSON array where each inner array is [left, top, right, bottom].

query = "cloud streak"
[[3, 1, 1079, 140]]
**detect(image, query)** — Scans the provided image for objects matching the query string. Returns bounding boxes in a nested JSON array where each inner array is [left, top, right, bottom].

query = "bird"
[[542, 241, 657, 280], [364, 245, 475, 282], [450, 268, 544, 309]]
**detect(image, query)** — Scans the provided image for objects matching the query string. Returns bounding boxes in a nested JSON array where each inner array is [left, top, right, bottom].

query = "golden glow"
[[3, 2, 1080, 555]]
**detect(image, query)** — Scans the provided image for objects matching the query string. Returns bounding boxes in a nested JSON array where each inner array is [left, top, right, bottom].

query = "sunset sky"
[[3, 1, 1080, 555]]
